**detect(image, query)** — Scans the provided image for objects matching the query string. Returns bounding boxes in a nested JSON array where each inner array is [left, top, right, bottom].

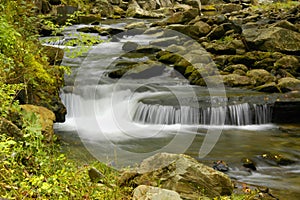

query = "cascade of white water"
[[133, 102, 272, 125]]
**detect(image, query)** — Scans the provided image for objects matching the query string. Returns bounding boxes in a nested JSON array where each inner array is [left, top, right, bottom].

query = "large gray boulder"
[[119, 153, 233, 199], [243, 27, 300, 54]]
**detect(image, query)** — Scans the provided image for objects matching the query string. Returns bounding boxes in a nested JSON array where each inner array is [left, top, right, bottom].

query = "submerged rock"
[[119, 153, 234, 199]]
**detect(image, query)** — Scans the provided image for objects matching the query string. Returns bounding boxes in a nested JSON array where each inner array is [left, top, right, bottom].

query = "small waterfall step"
[[133, 102, 272, 125]]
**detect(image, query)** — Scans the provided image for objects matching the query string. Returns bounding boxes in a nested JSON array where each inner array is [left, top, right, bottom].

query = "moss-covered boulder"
[[243, 27, 300, 54], [120, 153, 233, 199], [246, 69, 275, 87], [278, 77, 300, 92], [223, 74, 252, 87]]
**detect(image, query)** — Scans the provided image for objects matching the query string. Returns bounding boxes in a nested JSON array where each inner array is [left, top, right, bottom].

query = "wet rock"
[[193, 21, 212, 36], [241, 158, 257, 171], [213, 160, 229, 172], [88, 167, 105, 183], [164, 9, 199, 24], [223, 74, 252, 87], [20, 105, 56, 140], [122, 41, 139, 52], [0, 117, 22, 139], [207, 25, 226, 40], [167, 24, 204, 40], [224, 64, 248, 73], [220, 3, 243, 14], [278, 77, 300, 92], [259, 153, 296, 166], [108, 60, 165, 79], [204, 42, 236, 55], [274, 55, 300, 77], [272, 20, 298, 32], [255, 82, 280, 93], [126, 0, 165, 18], [113, 5, 126, 16], [243, 27, 300, 54], [120, 153, 233, 199], [246, 69, 275, 87], [150, 36, 181, 47], [92, 0, 114, 17], [42, 46, 64, 65], [125, 21, 147, 29], [133, 185, 182, 200]]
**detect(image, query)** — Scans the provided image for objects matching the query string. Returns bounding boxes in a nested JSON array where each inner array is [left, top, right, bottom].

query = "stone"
[[274, 55, 300, 77], [122, 41, 139, 52], [220, 3, 243, 14], [125, 21, 147, 29], [20, 105, 56, 140], [88, 167, 105, 183], [120, 153, 233, 199], [194, 21, 211, 36], [223, 74, 252, 87], [278, 77, 300, 92], [213, 160, 229, 172], [247, 69, 275, 87], [242, 158, 257, 171], [0, 117, 22, 139], [108, 60, 165, 79], [204, 43, 236, 55], [224, 64, 248, 73], [126, 0, 165, 18], [133, 185, 182, 200], [164, 9, 199, 24], [273, 20, 298, 32], [243, 27, 300, 54], [259, 153, 296, 166], [207, 25, 226, 40], [254, 82, 280, 93]]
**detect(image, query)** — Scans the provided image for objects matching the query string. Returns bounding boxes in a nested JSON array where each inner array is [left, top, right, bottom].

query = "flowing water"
[[47, 19, 300, 199]]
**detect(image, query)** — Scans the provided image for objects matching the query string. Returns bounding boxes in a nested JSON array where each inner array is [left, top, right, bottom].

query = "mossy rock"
[[278, 77, 300, 92]]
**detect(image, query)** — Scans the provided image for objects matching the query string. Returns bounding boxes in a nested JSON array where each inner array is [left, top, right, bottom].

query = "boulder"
[[243, 27, 300, 54], [133, 185, 182, 200], [223, 74, 251, 87], [20, 105, 56, 140], [246, 69, 275, 87], [193, 21, 211, 36], [207, 25, 226, 40], [126, 0, 165, 18], [223, 64, 248, 73], [120, 153, 233, 199], [164, 9, 199, 24], [272, 20, 298, 32], [274, 55, 300, 77], [254, 82, 280, 93], [108, 60, 165, 79], [278, 77, 300, 92], [220, 3, 243, 14]]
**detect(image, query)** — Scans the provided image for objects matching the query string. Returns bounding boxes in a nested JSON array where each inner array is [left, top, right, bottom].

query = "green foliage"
[[0, 112, 132, 199], [0, 0, 66, 105], [251, 0, 300, 12]]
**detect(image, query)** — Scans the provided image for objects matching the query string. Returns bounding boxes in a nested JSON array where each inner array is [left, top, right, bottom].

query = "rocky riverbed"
[[37, 0, 300, 199]]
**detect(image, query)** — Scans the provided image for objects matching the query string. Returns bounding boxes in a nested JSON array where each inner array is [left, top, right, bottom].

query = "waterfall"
[[133, 102, 272, 125]]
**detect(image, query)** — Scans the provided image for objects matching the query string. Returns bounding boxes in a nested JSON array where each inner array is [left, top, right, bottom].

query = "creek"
[[44, 19, 300, 199]]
